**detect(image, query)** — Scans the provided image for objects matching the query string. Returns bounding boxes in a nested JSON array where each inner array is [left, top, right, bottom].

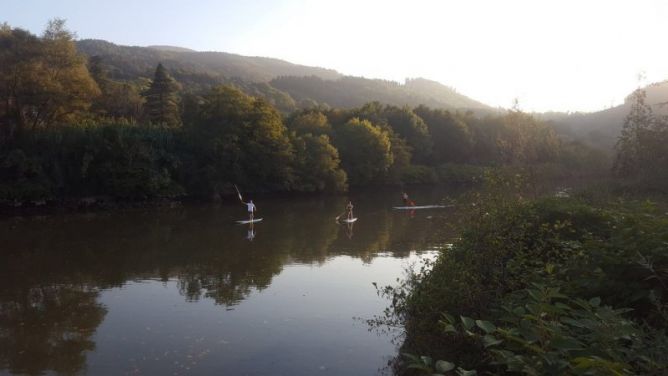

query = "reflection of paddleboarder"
[[346, 201, 354, 221], [246, 222, 256, 241], [345, 221, 354, 239]]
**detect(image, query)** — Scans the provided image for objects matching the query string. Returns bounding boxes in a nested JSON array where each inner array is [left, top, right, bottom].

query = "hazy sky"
[[4, 0, 668, 112]]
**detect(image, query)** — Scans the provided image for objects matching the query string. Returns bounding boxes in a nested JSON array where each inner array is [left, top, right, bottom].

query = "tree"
[[613, 88, 655, 177], [0, 19, 99, 136], [143, 63, 181, 127], [356, 103, 433, 163], [88, 56, 143, 120], [291, 133, 347, 192], [287, 110, 332, 136], [613, 88, 668, 182], [186, 85, 294, 196], [332, 118, 392, 185], [414, 105, 472, 164]]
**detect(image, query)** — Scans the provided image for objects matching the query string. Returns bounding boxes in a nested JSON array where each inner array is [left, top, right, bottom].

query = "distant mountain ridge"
[[147, 45, 196, 53], [75, 39, 491, 111], [77, 39, 342, 82]]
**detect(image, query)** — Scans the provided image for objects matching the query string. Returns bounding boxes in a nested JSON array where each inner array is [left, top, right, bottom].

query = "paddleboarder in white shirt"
[[242, 199, 256, 222]]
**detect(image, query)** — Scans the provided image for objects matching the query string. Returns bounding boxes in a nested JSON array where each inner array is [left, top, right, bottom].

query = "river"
[[0, 186, 462, 375]]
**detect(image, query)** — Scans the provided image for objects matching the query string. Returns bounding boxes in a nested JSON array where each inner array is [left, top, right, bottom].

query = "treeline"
[[0, 20, 603, 205]]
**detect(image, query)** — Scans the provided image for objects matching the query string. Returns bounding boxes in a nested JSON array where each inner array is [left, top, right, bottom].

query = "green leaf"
[[457, 369, 478, 376], [512, 306, 526, 316], [588, 297, 601, 307], [460, 316, 475, 331], [443, 324, 457, 333], [420, 356, 433, 366], [435, 360, 456, 372], [482, 334, 503, 348], [551, 337, 582, 350], [527, 289, 542, 302], [442, 313, 455, 324], [475, 320, 496, 333]]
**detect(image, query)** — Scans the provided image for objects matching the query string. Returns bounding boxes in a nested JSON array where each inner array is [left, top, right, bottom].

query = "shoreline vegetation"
[[1, 20, 606, 212], [374, 175, 668, 375]]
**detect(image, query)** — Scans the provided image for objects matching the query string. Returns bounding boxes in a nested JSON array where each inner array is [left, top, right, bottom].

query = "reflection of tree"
[[0, 188, 449, 311], [0, 285, 106, 375]]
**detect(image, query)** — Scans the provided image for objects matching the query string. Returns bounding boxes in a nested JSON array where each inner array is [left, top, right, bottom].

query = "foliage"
[[143, 63, 181, 127], [0, 19, 100, 136], [331, 117, 393, 185], [0, 123, 184, 202], [414, 106, 473, 164], [410, 283, 666, 375], [183, 85, 294, 196], [613, 88, 668, 190], [88, 56, 144, 121], [381, 183, 668, 374], [355, 103, 433, 163], [290, 132, 347, 192], [286, 110, 332, 136], [0, 20, 608, 204]]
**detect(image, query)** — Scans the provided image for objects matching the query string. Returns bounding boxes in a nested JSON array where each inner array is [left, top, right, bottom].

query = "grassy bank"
[[381, 187, 668, 375]]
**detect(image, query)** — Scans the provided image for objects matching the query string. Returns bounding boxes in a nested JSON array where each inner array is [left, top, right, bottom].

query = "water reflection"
[[0, 187, 457, 375], [0, 285, 106, 375], [245, 222, 257, 241]]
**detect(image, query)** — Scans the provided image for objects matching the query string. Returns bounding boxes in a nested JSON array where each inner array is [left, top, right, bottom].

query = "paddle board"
[[392, 205, 449, 210], [340, 218, 358, 223], [237, 218, 263, 224]]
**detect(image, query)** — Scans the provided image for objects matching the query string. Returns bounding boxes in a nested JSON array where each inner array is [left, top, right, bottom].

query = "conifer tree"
[[143, 63, 181, 127], [613, 88, 654, 177]]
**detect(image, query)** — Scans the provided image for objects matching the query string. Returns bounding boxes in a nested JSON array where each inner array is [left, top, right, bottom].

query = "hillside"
[[270, 76, 491, 110], [76, 39, 342, 82], [75, 39, 491, 112], [542, 81, 668, 150]]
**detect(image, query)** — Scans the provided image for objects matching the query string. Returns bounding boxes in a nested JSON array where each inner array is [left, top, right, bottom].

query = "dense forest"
[[0, 20, 608, 206], [3, 19, 665, 207]]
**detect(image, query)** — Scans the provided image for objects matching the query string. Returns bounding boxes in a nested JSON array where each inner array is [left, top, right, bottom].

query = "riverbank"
[[383, 186, 668, 375]]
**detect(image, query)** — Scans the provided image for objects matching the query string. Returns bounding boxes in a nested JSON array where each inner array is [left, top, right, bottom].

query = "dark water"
[[0, 187, 460, 376]]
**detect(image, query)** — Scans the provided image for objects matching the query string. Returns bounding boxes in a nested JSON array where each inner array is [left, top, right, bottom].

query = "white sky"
[[5, 0, 668, 112]]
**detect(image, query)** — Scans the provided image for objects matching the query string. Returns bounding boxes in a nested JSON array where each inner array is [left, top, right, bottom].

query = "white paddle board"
[[340, 218, 357, 223], [393, 205, 448, 210], [237, 218, 263, 224]]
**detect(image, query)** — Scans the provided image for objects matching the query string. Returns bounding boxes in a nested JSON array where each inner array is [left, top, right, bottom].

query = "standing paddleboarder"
[[242, 199, 257, 222], [235, 185, 258, 223], [335, 200, 355, 223], [346, 201, 354, 221]]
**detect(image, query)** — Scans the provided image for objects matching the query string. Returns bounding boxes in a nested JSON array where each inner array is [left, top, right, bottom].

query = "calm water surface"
[[0, 187, 461, 375]]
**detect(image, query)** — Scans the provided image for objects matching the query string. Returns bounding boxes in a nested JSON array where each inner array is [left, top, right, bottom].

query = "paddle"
[[234, 184, 243, 203]]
